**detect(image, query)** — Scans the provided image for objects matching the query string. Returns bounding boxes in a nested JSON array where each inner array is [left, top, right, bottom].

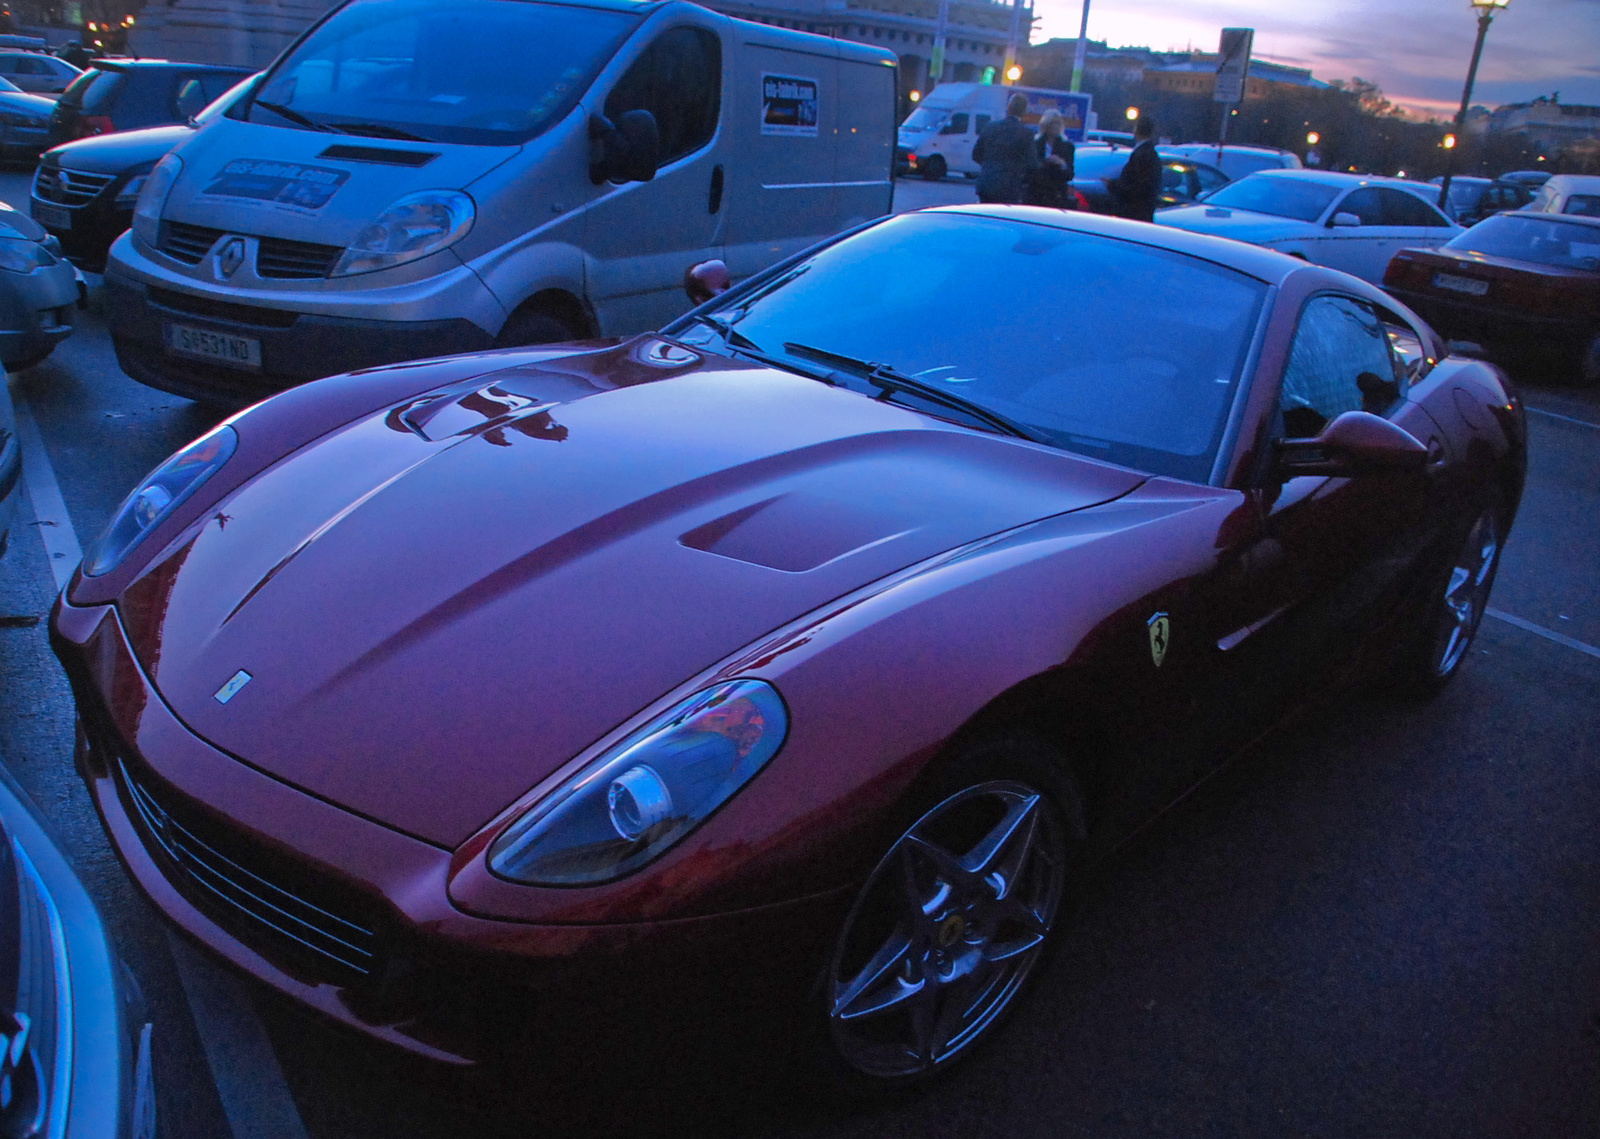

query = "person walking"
[[1024, 108, 1076, 208], [971, 93, 1039, 205], [1104, 115, 1161, 222]]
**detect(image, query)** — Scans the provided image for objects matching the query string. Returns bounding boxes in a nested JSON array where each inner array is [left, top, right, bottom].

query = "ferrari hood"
[[119, 341, 1143, 846]]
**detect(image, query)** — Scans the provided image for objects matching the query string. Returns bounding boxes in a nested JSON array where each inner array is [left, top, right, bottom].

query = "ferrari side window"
[[1280, 296, 1396, 437]]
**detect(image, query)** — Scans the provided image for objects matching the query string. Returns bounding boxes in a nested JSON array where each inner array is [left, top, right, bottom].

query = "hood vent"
[[317, 144, 439, 167]]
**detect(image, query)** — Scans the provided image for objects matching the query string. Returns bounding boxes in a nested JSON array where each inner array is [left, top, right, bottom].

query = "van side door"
[[721, 37, 840, 280], [583, 22, 726, 336]]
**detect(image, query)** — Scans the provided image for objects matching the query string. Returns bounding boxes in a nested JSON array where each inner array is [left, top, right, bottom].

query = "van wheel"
[[920, 154, 947, 181], [496, 307, 581, 349]]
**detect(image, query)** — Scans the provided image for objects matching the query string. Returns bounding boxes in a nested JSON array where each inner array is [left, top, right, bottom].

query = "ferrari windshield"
[[1200, 175, 1342, 222], [677, 213, 1268, 482], [1447, 214, 1600, 271], [242, 0, 640, 145]]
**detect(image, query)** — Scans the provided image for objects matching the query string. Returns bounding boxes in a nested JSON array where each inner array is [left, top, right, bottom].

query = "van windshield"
[[243, 0, 641, 146], [900, 106, 950, 132]]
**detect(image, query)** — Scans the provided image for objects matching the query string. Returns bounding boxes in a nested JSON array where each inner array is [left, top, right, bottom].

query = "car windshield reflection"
[[677, 213, 1268, 482]]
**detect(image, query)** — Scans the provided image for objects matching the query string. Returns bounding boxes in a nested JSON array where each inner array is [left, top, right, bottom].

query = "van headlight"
[[332, 190, 474, 277], [84, 425, 236, 576], [131, 153, 181, 248], [488, 680, 788, 886]]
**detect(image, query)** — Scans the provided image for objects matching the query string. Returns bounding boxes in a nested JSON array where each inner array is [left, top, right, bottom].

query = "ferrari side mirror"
[[1275, 410, 1428, 478], [684, 259, 730, 306]]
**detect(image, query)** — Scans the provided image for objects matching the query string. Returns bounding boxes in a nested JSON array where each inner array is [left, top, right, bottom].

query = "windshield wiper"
[[323, 121, 432, 142], [253, 100, 336, 133], [689, 316, 837, 385], [782, 342, 1046, 443]]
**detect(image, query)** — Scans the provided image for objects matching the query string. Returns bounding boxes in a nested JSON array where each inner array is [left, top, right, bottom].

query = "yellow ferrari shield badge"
[[1147, 612, 1170, 668]]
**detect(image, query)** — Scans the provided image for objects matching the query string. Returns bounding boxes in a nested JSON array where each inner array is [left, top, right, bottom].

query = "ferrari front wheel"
[[818, 738, 1086, 1093]]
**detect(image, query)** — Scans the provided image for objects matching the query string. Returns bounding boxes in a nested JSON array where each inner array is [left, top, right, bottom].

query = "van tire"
[[496, 307, 582, 349], [920, 154, 947, 181]]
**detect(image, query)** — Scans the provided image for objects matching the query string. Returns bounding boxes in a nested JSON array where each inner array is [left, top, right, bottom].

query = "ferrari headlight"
[[331, 190, 474, 277], [84, 425, 237, 576], [488, 680, 788, 886], [131, 153, 180, 248], [0, 237, 56, 273]]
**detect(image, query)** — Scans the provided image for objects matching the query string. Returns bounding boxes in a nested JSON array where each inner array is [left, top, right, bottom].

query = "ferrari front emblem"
[[214, 670, 252, 705], [1147, 613, 1170, 668]]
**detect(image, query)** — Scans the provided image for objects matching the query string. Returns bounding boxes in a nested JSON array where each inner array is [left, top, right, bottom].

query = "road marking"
[[1525, 405, 1600, 431], [13, 391, 311, 1139], [167, 934, 311, 1139], [10, 392, 82, 591], [1487, 607, 1600, 661]]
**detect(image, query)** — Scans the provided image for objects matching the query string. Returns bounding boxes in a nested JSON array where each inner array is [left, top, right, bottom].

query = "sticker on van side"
[[761, 74, 819, 137], [201, 159, 351, 212]]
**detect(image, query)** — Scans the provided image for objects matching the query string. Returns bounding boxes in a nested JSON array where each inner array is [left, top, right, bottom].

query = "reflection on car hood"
[[0, 90, 55, 120], [118, 341, 1145, 846], [1157, 204, 1313, 241], [46, 122, 192, 174]]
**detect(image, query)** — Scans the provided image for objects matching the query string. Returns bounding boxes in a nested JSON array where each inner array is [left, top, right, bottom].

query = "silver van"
[[103, 0, 896, 404]]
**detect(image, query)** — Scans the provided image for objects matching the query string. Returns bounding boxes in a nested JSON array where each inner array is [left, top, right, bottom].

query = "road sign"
[[1215, 27, 1253, 104]]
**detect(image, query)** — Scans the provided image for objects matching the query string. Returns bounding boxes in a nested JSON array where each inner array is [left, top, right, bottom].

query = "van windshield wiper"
[[253, 100, 336, 133], [782, 342, 1046, 443], [324, 121, 432, 142]]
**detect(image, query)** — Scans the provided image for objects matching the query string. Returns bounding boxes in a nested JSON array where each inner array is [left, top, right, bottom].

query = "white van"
[[103, 0, 897, 403], [896, 82, 1090, 181]]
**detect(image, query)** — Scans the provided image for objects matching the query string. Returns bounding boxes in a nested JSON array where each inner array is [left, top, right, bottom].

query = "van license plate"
[[31, 201, 70, 230], [165, 324, 262, 369], [1433, 272, 1488, 297]]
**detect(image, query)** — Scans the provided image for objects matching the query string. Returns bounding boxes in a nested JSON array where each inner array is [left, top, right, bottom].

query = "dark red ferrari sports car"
[[53, 206, 1524, 1091]]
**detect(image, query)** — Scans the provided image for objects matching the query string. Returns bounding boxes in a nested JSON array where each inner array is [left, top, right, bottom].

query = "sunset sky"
[[1030, 0, 1600, 118]]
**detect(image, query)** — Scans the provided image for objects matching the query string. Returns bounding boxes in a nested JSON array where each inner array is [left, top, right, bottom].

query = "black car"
[[0, 760, 155, 1138], [46, 60, 250, 148], [1431, 176, 1533, 225], [32, 73, 257, 271], [1070, 146, 1231, 214]]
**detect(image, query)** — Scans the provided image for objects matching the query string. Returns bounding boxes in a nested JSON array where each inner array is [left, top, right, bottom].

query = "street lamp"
[[1438, 0, 1511, 210], [1306, 131, 1319, 145], [1005, 64, 1022, 83], [1125, 105, 1139, 121]]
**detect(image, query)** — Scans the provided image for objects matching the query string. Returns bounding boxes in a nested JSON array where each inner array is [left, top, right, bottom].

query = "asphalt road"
[[2, 168, 1597, 1138]]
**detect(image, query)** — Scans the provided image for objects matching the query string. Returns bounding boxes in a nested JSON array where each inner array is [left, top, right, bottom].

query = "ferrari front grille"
[[114, 754, 379, 980]]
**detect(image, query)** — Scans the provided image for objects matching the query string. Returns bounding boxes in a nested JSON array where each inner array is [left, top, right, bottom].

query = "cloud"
[[1032, 0, 1600, 109]]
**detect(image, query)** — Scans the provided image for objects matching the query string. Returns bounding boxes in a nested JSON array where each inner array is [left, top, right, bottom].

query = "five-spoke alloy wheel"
[[1429, 506, 1502, 681], [826, 777, 1071, 1082]]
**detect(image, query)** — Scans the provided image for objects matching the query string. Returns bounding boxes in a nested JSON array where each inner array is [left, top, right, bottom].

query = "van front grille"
[[114, 752, 381, 981], [159, 221, 223, 265], [256, 237, 342, 280]]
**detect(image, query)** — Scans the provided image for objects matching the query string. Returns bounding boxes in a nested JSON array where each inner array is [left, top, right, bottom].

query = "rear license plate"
[[165, 323, 262, 369], [31, 201, 70, 230], [1433, 272, 1489, 297]]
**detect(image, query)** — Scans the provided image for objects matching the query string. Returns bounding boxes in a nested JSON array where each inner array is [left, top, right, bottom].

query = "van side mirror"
[[589, 110, 660, 185], [1275, 410, 1428, 479], [684, 259, 730, 305], [1329, 211, 1362, 229], [176, 79, 206, 122]]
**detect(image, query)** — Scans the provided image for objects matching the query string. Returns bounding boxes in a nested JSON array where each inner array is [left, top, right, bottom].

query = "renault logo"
[[216, 237, 246, 280]]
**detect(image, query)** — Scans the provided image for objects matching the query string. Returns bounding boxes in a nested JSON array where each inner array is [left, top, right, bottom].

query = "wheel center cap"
[[936, 914, 967, 948]]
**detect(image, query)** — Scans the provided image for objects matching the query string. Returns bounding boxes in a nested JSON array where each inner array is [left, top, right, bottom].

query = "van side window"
[[605, 27, 721, 166], [974, 114, 991, 133], [940, 112, 969, 135]]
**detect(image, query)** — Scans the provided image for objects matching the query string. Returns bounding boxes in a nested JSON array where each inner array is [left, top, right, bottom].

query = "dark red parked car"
[[1384, 210, 1600, 385], [53, 207, 1525, 1092]]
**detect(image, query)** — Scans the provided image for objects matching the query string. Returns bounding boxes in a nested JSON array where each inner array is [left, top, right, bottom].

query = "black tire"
[[1392, 497, 1505, 699], [920, 154, 947, 181], [495, 307, 581, 349], [805, 732, 1088, 1099]]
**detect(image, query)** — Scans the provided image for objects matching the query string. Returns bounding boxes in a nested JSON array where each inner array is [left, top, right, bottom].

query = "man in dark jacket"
[[1104, 115, 1161, 222], [971, 93, 1039, 205]]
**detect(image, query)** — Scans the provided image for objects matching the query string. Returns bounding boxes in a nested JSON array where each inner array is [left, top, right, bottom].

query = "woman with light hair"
[[1025, 108, 1076, 208]]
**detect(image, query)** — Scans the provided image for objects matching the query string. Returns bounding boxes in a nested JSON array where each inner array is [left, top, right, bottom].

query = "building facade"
[[1487, 97, 1600, 152]]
